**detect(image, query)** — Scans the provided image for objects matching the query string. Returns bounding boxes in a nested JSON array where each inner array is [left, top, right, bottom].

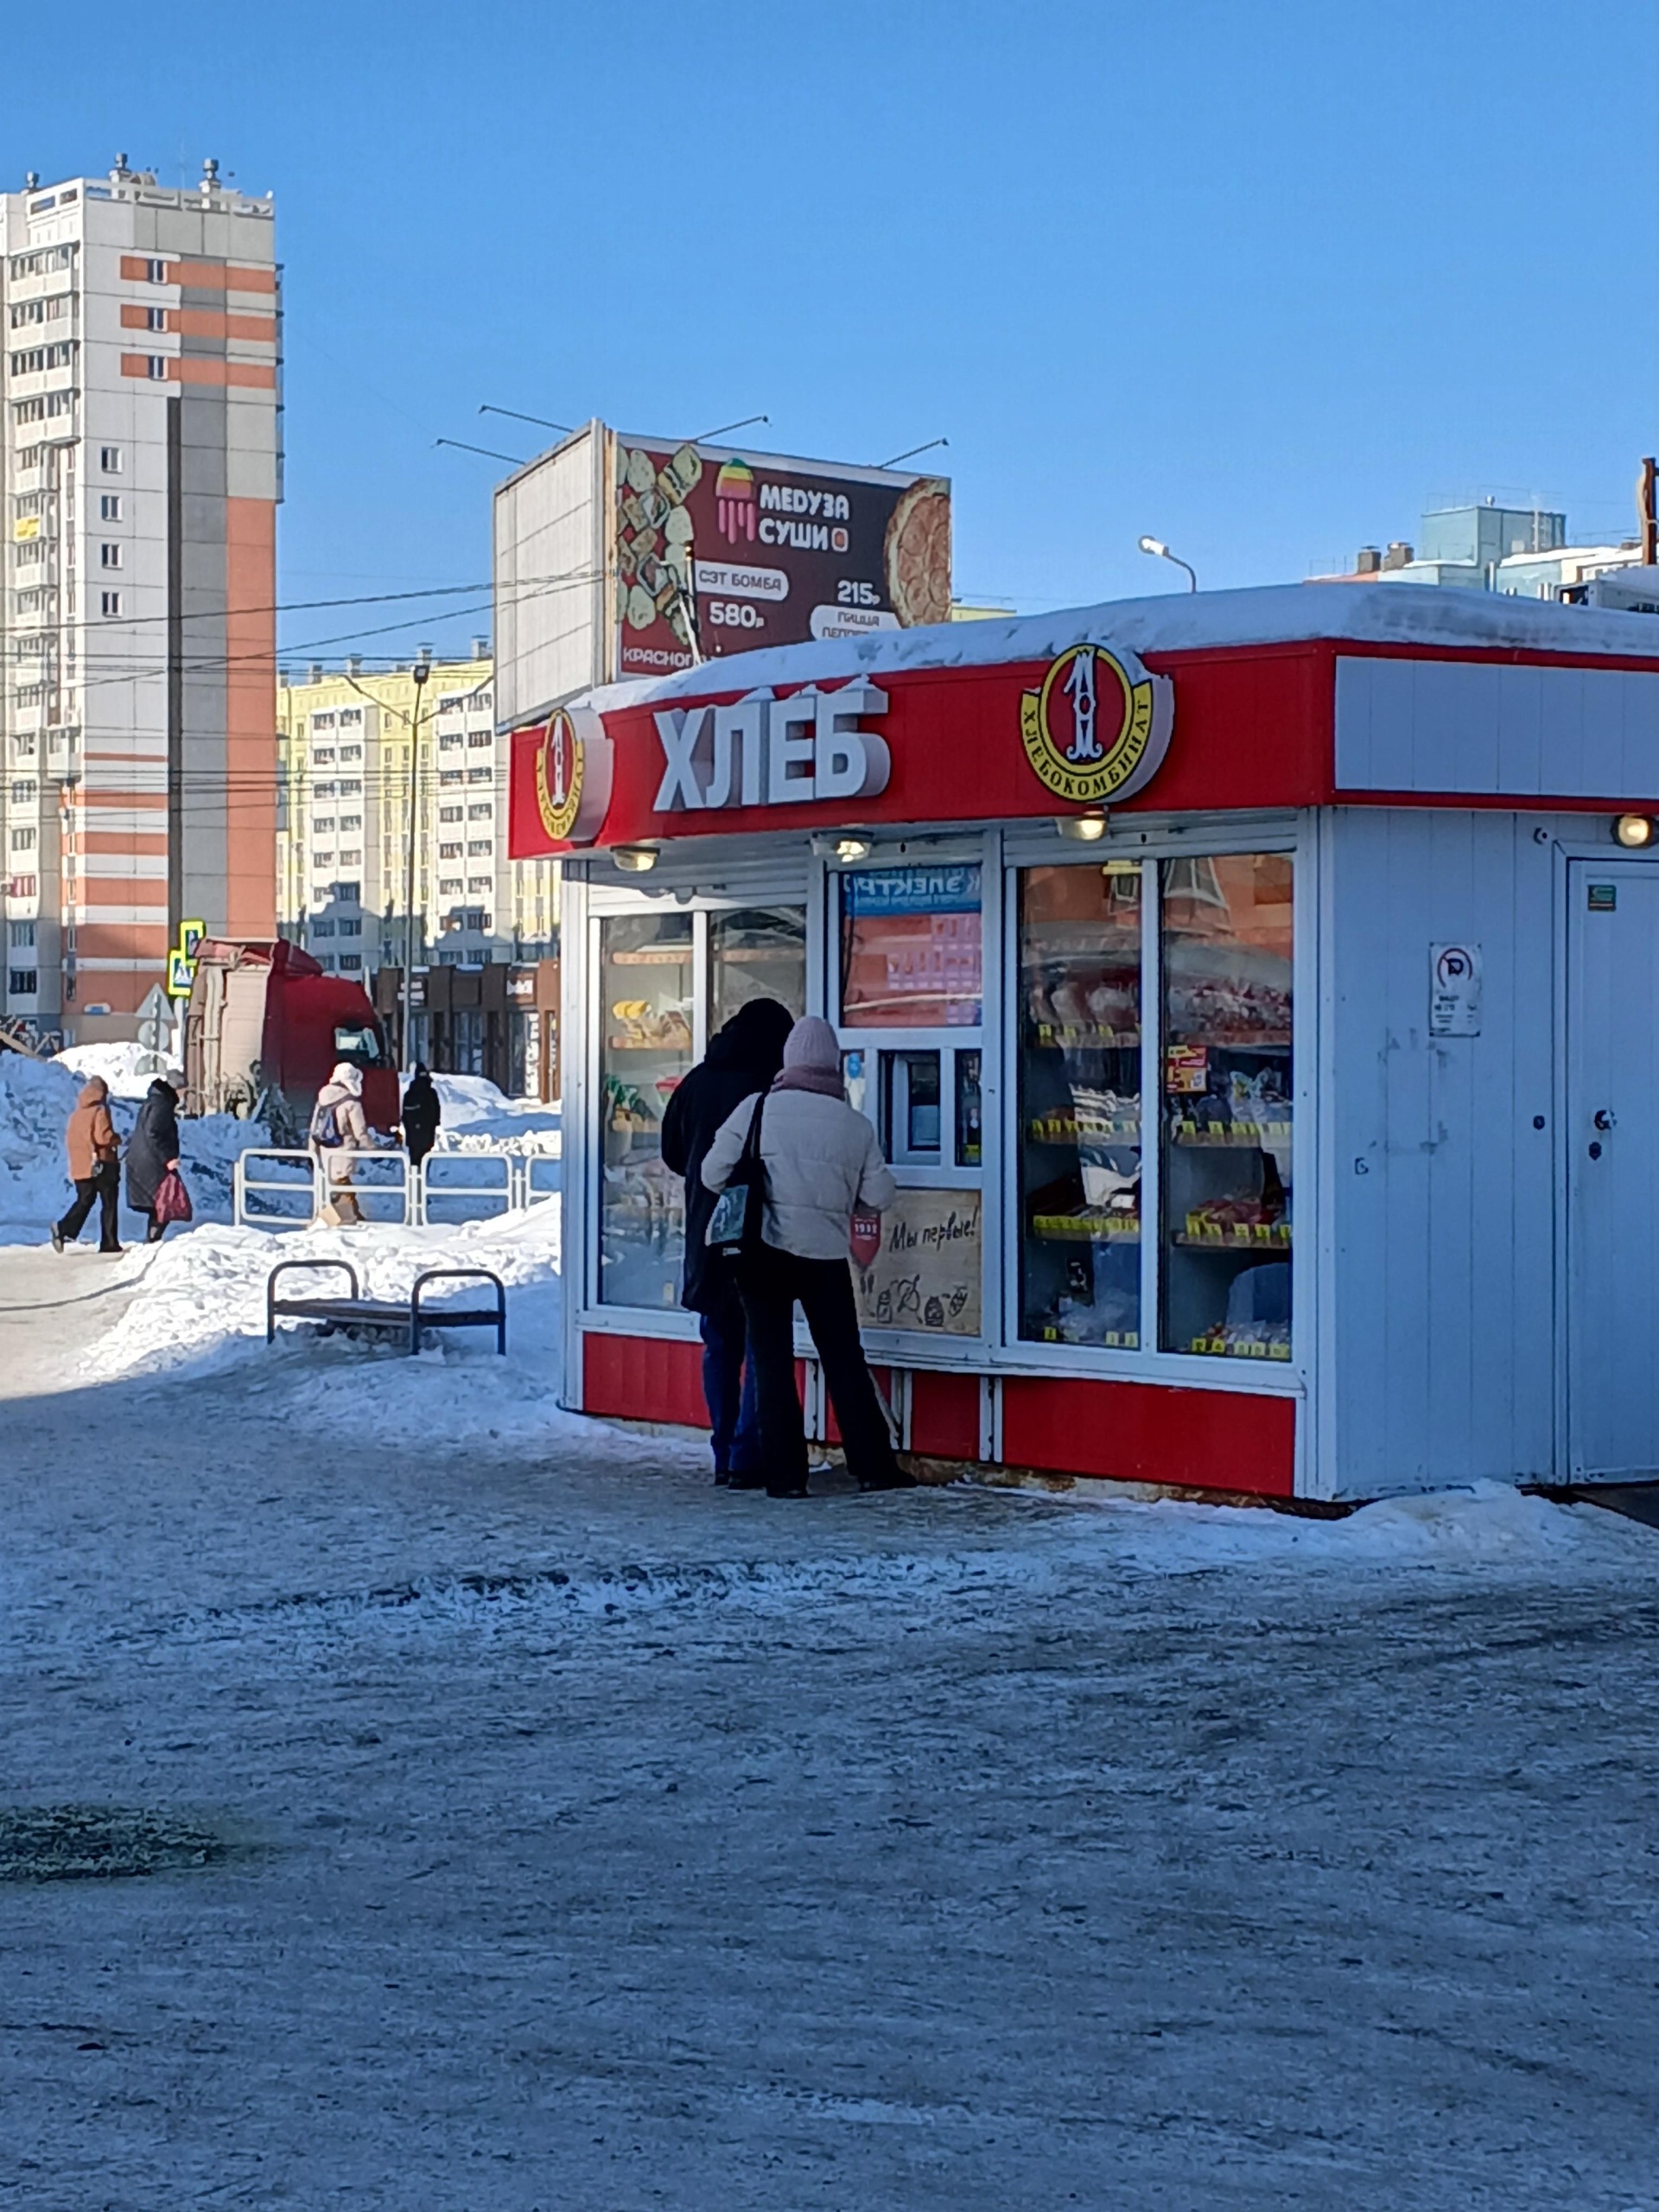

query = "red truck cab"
[[185, 938, 399, 1131]]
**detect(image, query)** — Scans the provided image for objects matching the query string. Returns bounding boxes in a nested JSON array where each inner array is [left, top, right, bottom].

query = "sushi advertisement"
[[612, 435, 951, 677]]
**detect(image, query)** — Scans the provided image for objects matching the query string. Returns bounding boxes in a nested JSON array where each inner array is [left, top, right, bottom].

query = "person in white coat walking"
[[311, 1061, 370, 1225], [702, 1014, 914, 1497]]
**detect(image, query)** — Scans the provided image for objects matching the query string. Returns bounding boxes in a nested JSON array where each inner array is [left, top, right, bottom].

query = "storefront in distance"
[[508, 584, 1659, 1503]]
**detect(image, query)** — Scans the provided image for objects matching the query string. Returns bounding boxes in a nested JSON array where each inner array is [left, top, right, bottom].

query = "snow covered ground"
[[1, 1185, 1657, 2204]]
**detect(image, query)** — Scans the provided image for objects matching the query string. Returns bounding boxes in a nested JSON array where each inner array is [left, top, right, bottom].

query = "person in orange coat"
[[51, 1075, 123, 1255]]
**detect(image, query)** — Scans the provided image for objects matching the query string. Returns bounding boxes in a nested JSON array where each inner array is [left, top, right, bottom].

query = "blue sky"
[[7, 0, 1656, 658]]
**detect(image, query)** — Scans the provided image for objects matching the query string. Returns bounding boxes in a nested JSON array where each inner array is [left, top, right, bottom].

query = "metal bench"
[[264, 1259, 507, 1356]]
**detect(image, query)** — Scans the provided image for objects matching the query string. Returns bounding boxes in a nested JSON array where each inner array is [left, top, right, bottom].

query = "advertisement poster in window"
[[853, 1187, 982, 1337], [613, 438, 951, 678]]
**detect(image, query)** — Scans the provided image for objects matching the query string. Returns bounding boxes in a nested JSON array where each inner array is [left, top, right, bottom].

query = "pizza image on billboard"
[[613, 435, 951, 677]]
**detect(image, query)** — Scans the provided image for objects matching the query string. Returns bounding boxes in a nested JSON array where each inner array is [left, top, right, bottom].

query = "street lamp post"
[[399, 646, 433, 1069], [1138, 535, 1198, 591]]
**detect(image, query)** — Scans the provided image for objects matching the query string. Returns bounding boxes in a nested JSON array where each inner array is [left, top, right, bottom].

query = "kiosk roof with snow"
[[511, 584, 1659, 1502]]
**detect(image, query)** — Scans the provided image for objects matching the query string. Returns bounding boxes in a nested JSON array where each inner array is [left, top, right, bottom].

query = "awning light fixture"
[[612, 844, 660, 874], [1613, 813, 1656, 848]]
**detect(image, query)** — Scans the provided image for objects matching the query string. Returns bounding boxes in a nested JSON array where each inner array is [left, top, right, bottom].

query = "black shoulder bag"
[[705, 1092, 768, 1262]]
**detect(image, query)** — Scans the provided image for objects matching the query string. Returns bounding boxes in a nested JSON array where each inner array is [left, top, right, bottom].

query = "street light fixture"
[[1138, 535, 1198, 591]]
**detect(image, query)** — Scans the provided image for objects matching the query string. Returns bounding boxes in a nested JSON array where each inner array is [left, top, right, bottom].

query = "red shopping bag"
[[154, 1167, 194, 1226]]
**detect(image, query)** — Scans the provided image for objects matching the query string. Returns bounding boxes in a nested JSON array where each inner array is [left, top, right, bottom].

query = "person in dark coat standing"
[[660, 997, 795, 1484], [400, 1065, 442, 1170], [125, 1071, 182, 1243]]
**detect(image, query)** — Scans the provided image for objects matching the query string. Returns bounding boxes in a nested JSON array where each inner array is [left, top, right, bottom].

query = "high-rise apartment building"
[[276, 652, 559, 982], [1, 156, 281, 1045]]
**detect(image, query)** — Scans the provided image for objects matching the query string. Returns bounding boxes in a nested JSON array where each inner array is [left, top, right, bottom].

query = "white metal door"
[[1567, 861, 1659, 1478]]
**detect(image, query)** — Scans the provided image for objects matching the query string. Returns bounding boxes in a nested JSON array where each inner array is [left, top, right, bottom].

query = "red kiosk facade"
[[510, 586, 1659, 1503]]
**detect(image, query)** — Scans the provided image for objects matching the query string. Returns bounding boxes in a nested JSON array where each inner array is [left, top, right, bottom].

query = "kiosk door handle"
[[1593, 1108, 1616, 1133]]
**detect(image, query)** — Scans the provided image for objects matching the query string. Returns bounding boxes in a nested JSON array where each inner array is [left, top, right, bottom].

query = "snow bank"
[[428, 1073, 561, 1156], [0, 1049, 270, 1230], [76, 1201, 628, 1460], [55, 1039, 174, 1099]]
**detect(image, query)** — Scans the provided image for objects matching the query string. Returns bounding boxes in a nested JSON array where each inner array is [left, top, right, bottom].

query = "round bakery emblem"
[[536, 709, 583, 841], [531, 701, 613, 846], [1020, 643, 1173, 807]]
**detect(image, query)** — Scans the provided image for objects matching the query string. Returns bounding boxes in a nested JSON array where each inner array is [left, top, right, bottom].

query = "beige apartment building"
[[1, 156, 281, 1043], [276, 652, 559, 986]]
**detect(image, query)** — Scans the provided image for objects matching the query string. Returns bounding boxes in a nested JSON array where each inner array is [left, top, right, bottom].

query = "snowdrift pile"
[[0, 1050, 256, 1230]]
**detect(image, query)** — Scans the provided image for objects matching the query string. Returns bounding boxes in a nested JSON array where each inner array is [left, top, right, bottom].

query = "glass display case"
[[597, 912, 695, 1309], [1017, 861, 1144, 1348], [1159, 855, 1294, 1360], [709, 905, 807, 1029], [840, 862, 982, 1028]]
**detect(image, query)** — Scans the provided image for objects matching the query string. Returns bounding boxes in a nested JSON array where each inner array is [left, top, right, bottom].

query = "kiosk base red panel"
[[582, 1332, 708, 1430], [1000, 1376, 1295, 1498], [910, 1370, 982, 1460]]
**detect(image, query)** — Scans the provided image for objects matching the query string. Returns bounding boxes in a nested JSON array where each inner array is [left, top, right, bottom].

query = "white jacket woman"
[[702, 1026, 896, 1255]]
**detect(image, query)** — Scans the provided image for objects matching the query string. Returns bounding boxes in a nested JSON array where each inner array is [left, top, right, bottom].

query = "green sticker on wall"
[[1588, 883, 1617, 911]]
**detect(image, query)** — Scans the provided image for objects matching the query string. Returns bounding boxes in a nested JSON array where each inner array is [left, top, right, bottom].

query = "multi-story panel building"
[[276, 652, 559, 984], [0, 156, 281, 1045]]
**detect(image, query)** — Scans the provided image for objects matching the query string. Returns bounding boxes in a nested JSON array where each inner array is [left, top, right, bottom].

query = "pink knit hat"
[[780, 1014, 839, 1072]]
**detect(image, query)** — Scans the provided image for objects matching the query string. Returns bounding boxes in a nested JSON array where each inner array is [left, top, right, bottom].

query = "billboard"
[[613, 437, 950, 679]]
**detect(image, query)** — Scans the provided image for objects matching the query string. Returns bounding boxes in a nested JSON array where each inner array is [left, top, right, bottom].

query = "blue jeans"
[[700, 1283, 760, 1478]]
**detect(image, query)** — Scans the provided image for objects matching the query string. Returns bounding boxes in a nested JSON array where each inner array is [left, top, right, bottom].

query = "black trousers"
[[58, 1161, 120, 1250], [738, 1246, 899, 1494]]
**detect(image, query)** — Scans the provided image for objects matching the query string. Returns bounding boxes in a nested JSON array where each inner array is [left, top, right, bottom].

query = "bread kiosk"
[[509, 583, 1659, 1503]]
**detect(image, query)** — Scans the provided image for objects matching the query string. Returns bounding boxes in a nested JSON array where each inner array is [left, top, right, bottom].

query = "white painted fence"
[[233, 1147, 551, 1230]]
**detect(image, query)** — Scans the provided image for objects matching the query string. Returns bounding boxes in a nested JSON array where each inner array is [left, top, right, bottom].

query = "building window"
[[312, 747, 336, 764], [467, 880, 492, 897], [466, 839, 493, 856], [309, 919, 336, 938], [439, 768, 462, 786], [340, 918, 362, 937], [467, 766, 491, 785], [339, 814, 362, 831], [144, 306, 166, 332], [340, 953, 363, 971], [146, 357, 168, 380], [8, 919, 36, 948], [439, 877, 463, 895], [466, 730, 492, 748], [7, 969, 37, 996], [340, 744, 362, 761], [10, 780, 37, 806], [100, 445, 122, 472], [10, 828, 37, 850], [145, 257, 167, 283], [100, 592, 121, 616], [332, 881, 360, 905], [99, 543, 121, 569], [312, 712, 336, 731], [339, 848, 361, 864], [338, 707, 362, 726], [467, 801, 492, 819], [439, 841, 462, 860], [314, 817, 335, 835], [339, 779, 362, 796], [439, 804, 462, 823], [99, 494, 121, 521], [437, 733, 462, 752]]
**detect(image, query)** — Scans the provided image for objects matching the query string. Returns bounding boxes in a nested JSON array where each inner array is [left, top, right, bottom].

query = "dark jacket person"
[[660, 997, 795, 1482], [401, 1065, 442, 1167], [126, 1074, 182, 1244]]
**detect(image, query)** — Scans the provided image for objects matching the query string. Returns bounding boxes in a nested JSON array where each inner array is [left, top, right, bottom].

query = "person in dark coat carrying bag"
[[126, 1071, 184, 1244], [702, 1014, 915, 1499], [660, 997, 794, 1484]]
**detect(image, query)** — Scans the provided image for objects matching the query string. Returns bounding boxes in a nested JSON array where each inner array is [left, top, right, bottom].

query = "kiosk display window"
[[710, 905, 807, 1029], [1159, 854, 1294, 1360], [1017, 861, 1144, 1348], [840, 863, 982, 1028], [597, 912, 695, 1308]]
